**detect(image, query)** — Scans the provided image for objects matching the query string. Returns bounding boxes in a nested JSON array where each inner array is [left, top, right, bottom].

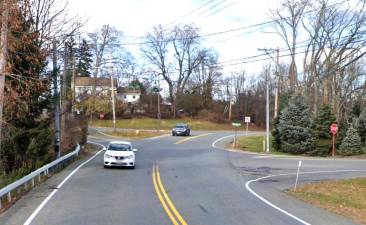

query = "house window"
[[133, 95, 136, 99]]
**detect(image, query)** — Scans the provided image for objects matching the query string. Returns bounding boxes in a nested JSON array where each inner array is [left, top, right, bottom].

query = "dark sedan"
[[172, 124, 191, 136]]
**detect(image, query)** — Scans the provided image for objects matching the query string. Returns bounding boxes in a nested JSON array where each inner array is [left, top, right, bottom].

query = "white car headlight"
[[104, 153, 113, 158], [126, 155, 134, 159]]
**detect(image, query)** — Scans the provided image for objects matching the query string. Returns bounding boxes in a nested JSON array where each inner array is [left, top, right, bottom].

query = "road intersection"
[[1, 130, 365, 225]]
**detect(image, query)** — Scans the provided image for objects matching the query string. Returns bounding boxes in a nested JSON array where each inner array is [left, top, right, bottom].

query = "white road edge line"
[[23, 141, 105, 225], [245, 169, 366, 225], [211, 134, 235, 149]]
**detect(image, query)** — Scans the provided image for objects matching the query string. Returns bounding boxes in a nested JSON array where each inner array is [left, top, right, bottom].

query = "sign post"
[[232, 122, 241, 148], [330, 123, 338, 157], [244, 116, 250, 136], [294, 160, 302, 191]]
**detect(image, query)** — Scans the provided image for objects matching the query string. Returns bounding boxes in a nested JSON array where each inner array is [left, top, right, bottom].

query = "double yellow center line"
[[152, 164, 188, 225], [174, 133, 211, 145]]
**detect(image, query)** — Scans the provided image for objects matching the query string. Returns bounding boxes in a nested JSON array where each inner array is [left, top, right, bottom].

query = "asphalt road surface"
[[1, 130, 366, 225]]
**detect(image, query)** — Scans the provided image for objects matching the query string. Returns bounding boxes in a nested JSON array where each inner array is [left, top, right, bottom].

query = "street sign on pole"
[[232, 122, 241, 127], [244, 116, 250, 136], [330, 123, 338, 134], [330, 123, 338, 157], [244, 117, 251, 123]]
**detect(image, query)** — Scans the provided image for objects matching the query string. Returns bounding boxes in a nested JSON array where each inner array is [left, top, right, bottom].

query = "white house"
[[74, 77, 117, 101], [117, 87, 141, 104]]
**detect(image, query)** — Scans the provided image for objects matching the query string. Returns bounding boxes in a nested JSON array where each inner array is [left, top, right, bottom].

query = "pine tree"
[[1, 7, 52, 173], [357, 109, 366, 146], [76, 39, 93, 77], [311, 104, 336, 156], [339, 126, 363, 156], [277, 95, 315, 154], [272, 91, 294, 151]]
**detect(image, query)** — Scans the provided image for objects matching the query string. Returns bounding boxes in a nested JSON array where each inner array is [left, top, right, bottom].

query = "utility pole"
[[52, 40, 61, 158], [110, 67, 116, 133], [71, 55, 76, 114], [274, 47, 279, 118], [0, 2, 9, 168], [258, 47, 280, 118], [157, 79, 161, 131], [61, 41, 68, 154], [265, 71, 270, 153], [228, 97, 232, 121]]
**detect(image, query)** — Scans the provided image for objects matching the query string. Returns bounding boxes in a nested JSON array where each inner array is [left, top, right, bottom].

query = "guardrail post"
[[7, 192, 11, 202], [38, 174, 41, 182], [24, 182, 27, 191], [0, 197, 2, 209], [31, 178, 35, 187]]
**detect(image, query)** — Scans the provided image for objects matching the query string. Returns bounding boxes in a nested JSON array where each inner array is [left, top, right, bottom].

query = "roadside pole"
[[265, 71, 270, 153], [244, 116, 250, 136], [330, 123, 338, 157], [110, 67, 116, 133], [294, 160, 302, 191], [232, 122, 241, 148]]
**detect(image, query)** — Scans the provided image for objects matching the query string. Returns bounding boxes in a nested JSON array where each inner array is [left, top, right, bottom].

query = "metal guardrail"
[[0, 144, 80, 209]]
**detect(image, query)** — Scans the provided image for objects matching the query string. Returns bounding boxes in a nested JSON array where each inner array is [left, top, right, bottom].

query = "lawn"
[[90, 118, 242, 131], [235, 135, 284, 154], [288, 178, 366, 224], [105, 130, 168, 140]]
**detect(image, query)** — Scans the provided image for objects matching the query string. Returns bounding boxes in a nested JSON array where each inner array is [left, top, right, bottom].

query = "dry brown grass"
[[288, 178, 366, 224]]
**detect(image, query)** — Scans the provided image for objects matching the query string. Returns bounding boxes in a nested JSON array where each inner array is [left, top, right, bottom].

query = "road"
[[1, 130, 366, 225]]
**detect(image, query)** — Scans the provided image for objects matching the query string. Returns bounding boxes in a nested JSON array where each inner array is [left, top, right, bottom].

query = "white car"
[[103, 141, 137, 169]]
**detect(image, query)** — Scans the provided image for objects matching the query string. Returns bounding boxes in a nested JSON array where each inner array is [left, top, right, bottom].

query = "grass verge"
[[90, 118, 259, 131], [233, 135, 289, 155], [288, 178, 366, 224], [105, 130, 169, 140]]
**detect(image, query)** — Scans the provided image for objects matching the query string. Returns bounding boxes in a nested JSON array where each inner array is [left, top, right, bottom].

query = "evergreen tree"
[[277, 95, 315, 154], [1, 8, 52, 173], [129, 79, 146, 94], [311, 104, 336, 156], [76, 39, 93, 77], [339, 126, 363, 156], [272, 91, 294, 151], [357, 109, 366, 146]]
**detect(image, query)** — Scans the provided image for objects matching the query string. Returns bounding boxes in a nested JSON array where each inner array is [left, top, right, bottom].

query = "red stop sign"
[[330, 123, 338, 134]]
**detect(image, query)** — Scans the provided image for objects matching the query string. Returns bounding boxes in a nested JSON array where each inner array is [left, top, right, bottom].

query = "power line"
[[164, 0, 219, 29], [118, 0, 348, 46], [204, 0, 240, 18]]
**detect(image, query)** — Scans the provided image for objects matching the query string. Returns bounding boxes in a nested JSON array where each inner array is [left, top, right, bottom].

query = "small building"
[[74, 77, 117, 101], [117, 87, 141, 104]]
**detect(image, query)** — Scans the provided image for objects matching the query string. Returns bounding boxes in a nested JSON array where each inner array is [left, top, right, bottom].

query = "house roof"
[[117, 87, 141, 94], [75, 77, 117, 87]]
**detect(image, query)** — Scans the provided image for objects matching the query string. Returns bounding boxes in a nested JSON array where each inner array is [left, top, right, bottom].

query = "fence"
[[0, 145, 80, 209]]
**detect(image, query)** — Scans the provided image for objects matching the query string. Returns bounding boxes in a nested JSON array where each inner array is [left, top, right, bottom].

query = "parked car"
[[103, 141, 137, 169], [172, 123, 191, 136]]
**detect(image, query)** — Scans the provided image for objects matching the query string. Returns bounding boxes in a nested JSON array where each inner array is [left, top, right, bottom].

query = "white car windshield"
[[108, 144, 131, 151]]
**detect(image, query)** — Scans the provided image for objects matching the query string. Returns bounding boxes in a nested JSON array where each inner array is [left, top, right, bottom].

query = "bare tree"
[[190, 49, 222, 109], [171, 25, 203, 104], [271, 0, 310, 89], [141, 24, 204, 118], [141, 25, 173, 114], [302, 0, 366, 120]]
